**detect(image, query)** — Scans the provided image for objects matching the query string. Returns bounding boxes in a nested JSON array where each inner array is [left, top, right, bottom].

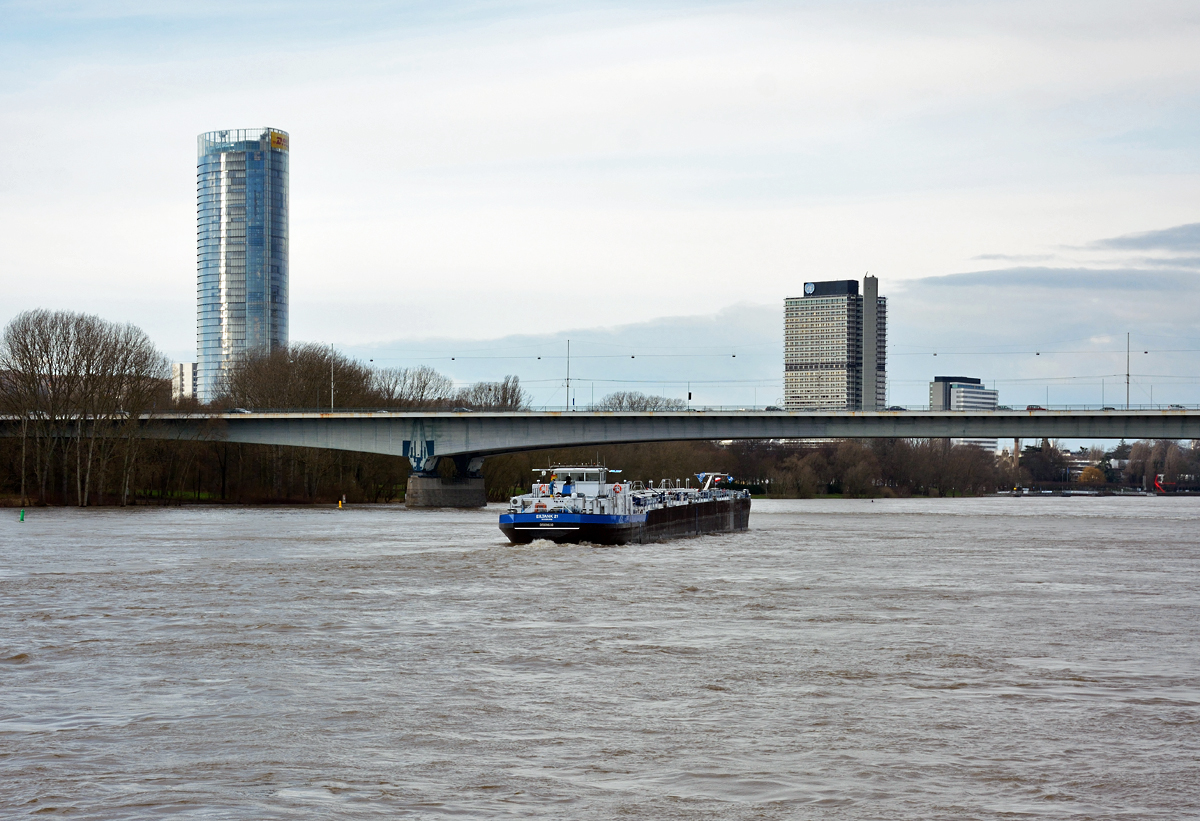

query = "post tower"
[[196, 127, 289, 401]]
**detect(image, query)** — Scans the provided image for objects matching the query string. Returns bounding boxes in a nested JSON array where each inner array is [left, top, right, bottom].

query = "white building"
[[784, 276, 887, 410], [930, 376, 999, 451], [172, 362, 198, 403]]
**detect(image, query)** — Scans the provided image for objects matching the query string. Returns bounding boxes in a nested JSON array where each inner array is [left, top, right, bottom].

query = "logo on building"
[[804, 282, 815, 295], [269, 130, 289, 151]]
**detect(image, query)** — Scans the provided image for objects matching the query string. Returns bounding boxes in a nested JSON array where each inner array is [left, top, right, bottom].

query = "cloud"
[[887, 264, 1200, 407], [343, 302, 783, 409], [1139, 255, 1200, 269], [904, 266, 1200, 292], [1090, 222, 1200, 252], [334, 258, 1200, 410], [971, 253, 1056, 263]]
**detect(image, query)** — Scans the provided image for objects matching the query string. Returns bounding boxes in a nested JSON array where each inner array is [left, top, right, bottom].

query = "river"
[[2, 498, 1198, 818]]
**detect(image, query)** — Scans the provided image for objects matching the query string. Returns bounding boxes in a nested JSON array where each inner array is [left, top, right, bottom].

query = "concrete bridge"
[[133, 409, 1198, 506]]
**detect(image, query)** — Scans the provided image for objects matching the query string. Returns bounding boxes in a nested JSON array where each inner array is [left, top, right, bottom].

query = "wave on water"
[[511, 538, 610, 549], [5, 500, 1200, 818]]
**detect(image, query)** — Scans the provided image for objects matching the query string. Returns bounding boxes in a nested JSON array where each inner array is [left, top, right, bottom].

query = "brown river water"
[[1, 498, 1198, 819]]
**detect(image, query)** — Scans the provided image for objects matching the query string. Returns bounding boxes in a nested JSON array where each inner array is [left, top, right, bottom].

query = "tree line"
[[0, 310, 167, 505], [210, 344, 529, 412], [2, 309, 1196, 505], [0, 310, 698, 505], [0, 311, 530, 505]]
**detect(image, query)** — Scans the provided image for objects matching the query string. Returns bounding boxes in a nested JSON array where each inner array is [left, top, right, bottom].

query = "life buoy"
[[539, 484, 549, 495], [534, 501, 547, 512], [612, 484, 622, 494]]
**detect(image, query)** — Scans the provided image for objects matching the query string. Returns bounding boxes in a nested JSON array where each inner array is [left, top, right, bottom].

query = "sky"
[[1, 0, 1198, 409]]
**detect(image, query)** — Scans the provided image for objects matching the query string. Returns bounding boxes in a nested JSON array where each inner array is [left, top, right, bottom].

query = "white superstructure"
[[507, 466, 742, 518]]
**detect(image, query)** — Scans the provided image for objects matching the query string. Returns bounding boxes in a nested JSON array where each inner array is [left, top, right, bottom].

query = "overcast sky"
[[2, 0, 1198, 407]]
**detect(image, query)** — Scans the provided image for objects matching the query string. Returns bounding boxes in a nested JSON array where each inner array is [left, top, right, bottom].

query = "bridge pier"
[[404, 455, 487, 508], [404, 474, 487, 508]]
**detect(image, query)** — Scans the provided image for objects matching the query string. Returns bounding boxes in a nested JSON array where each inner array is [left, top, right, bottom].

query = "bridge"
[[131, 409, 1198, 506]]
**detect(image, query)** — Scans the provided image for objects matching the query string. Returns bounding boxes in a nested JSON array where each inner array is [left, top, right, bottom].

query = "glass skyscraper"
[[196, 127, 289, 400]]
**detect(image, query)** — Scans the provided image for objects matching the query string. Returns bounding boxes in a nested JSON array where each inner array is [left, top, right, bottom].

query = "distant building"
[[196, 127, 290, 401], [783, 276, 886, 410], [930, 376, 999, 451], [171, 362, 198, 402], [1064, 449, 1099, 480]]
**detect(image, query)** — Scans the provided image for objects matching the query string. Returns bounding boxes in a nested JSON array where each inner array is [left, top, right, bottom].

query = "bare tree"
[[0, 310, 168, 505], [110, 324, 170, 505], [373, 365, 455, 408], [455, 375, 530, 411], [1, 311, 87, 502], [0, 357, 30, 504], [215, 344, 390, 501], [217, 343, 375, 409], [595, 390, 686, 411]]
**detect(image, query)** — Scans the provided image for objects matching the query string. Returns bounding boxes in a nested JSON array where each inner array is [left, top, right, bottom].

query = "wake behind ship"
[[499, 466, 750, 545]]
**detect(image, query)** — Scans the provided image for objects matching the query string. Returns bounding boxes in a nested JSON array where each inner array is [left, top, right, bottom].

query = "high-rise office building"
[[783, 276, 886, 410], [196, 127, 289, 400], [930, 376, 999, 451]]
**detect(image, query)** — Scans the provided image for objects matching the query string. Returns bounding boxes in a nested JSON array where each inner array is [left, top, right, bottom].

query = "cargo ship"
[[499, 465, 751, 545]]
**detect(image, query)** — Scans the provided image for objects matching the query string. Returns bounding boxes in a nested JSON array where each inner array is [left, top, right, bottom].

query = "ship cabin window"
[[558, 470, 602, 483]]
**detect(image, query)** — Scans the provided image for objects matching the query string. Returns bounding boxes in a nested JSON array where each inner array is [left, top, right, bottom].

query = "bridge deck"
[[118, 409, 1200, 469]]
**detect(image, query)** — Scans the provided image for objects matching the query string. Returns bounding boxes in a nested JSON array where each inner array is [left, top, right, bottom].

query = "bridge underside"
[[136, 410, 1200, 471]]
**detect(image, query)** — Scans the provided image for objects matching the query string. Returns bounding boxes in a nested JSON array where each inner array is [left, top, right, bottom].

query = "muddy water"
[[2, 498, 1198, 818]]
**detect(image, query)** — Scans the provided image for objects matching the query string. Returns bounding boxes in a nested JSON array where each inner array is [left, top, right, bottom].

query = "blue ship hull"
[[499, 497, 750, 545]]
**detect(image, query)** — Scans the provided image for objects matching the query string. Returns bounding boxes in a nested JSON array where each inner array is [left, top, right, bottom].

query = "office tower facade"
[[783, 276, 886, 410], [930, 376, 999, 451], [196, 127, 289, 400], [171, 362, 198, 402]]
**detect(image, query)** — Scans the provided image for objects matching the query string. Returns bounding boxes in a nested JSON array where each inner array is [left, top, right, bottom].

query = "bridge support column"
[[404, 455, 487, 508]]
